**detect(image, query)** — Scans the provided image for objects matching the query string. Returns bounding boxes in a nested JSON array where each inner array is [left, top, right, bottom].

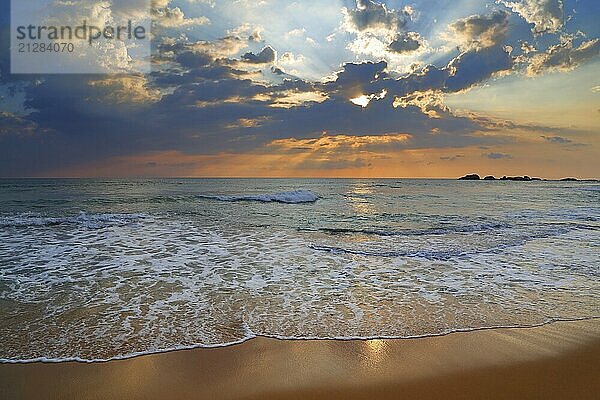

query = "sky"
[[0, 0, 598, 178]]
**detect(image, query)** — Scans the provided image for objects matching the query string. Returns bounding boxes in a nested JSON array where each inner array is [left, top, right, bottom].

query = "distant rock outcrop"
[[459, 174, 543, 181], [458, 174, 480, 180], [500, 176, 532, 181], [499, 176, 542, 181], [459, 174, 594, 182]]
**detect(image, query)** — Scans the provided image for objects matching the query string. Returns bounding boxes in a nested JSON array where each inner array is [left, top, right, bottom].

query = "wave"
[[309, 244, 465, 260], [308, 223, 584, 260], [0, 212, 146, 229], [318, 222, 508, 237], [2, 316, 598, 364], [197, 190, 318, 204]]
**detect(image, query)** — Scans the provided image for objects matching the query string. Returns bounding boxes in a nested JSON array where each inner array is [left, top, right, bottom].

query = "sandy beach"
[[1, 318, 599, 400]]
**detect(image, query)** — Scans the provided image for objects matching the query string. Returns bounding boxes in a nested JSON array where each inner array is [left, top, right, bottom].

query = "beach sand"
[[1, 318, 599, 399]]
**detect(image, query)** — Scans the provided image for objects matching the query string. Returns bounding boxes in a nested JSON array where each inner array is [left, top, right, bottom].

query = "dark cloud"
[[450, 10, 509, 47], [323, 61, 388, 100], [241, 46, 276, 64], [0, 31, 520, 176], [526, 38, 599, 75], [388, 32, 423, 54], [484, 152, 512, 159], [363, 44, 513, 97], [540, 135, 587, 148], [175, 51, 213, 69], [541, 135, 571, 144], [1, 2, 590, 177], [446, 45, 513, 91], [440, 155, 465, 161]]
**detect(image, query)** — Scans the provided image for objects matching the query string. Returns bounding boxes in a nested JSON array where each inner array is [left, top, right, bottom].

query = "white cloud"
[[342, 0, 425, 63], [285, 28, 306, 39], [499, 0, 563, 34], [342, 0, 410, 38], [279, 52, 305, 66], [153, 6, 210, 27]]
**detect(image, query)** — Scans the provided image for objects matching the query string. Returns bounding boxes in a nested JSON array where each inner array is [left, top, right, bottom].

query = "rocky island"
[[459, 175, 598, 182]]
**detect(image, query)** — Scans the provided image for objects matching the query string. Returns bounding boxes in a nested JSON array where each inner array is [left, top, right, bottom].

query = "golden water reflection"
[[348, 183, 376, 215]]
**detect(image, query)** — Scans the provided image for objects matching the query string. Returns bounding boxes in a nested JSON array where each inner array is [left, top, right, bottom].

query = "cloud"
[[342, 0, 410, 37], [248, 27, 264, 42], [388, 32, 423, 54], [520, 41, 537, 54], [87, 76, 162, 104], [440, 154, 465, 161], [342, 0, 418, 59], [1, 0, 590, 177], [175, 51, 213, 68], [526, 38, 599, 75], [0, 19, 519, 174], [153, 6, 210, 27], [151, 0, 171, 8], [268, 90, 328, 108], [541, 135, 571, 144], [324, 60, 388, 99], [279, 52, 305, 66], [446, 45, 514, 91], [268, 133, 412, 153], [271, 66, 286, 75], [293, 157, 370, 170], [393, 90, 447, 118], [484, 152, 512, 159], [241, 46, 276, 64], [499, 0, 563, 34], [449, 10, 509, 48], [284, 28, 306, 39], [227, 23, 264, 44], [188, 34, 249, 58], [540, 135, 586, 147], [363, 43, 513, 101], [0, 112, 41, 136]]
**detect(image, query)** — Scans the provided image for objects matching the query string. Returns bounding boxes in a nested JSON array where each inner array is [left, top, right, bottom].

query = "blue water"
[[0, 178, 599, 362]]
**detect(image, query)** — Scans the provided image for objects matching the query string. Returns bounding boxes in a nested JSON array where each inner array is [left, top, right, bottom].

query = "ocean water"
[[0, 178, 598, 362]]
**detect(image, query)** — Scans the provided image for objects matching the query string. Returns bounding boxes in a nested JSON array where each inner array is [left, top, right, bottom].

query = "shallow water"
[[0, 178, 598, 362]]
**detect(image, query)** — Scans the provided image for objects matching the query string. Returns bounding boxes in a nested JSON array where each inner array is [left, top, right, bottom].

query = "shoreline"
[[2, 316, 599, 364], [1, 318, 599, 399]]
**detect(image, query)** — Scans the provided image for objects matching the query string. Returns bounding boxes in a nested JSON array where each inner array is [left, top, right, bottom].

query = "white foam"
[[1, 197, 599, 363]]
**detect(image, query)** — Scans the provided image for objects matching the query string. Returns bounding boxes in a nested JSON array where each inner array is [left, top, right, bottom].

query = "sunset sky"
[[0, 0, 598, 178]]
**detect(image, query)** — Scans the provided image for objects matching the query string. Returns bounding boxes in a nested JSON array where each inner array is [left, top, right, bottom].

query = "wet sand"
[[1, 318, 599, 400]]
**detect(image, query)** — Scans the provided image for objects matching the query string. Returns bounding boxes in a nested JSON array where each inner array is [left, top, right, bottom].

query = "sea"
[[0, 178, 598, 362]]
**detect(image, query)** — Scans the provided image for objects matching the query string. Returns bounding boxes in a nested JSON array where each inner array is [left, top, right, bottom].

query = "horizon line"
[[0, 175, 598, 180]]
